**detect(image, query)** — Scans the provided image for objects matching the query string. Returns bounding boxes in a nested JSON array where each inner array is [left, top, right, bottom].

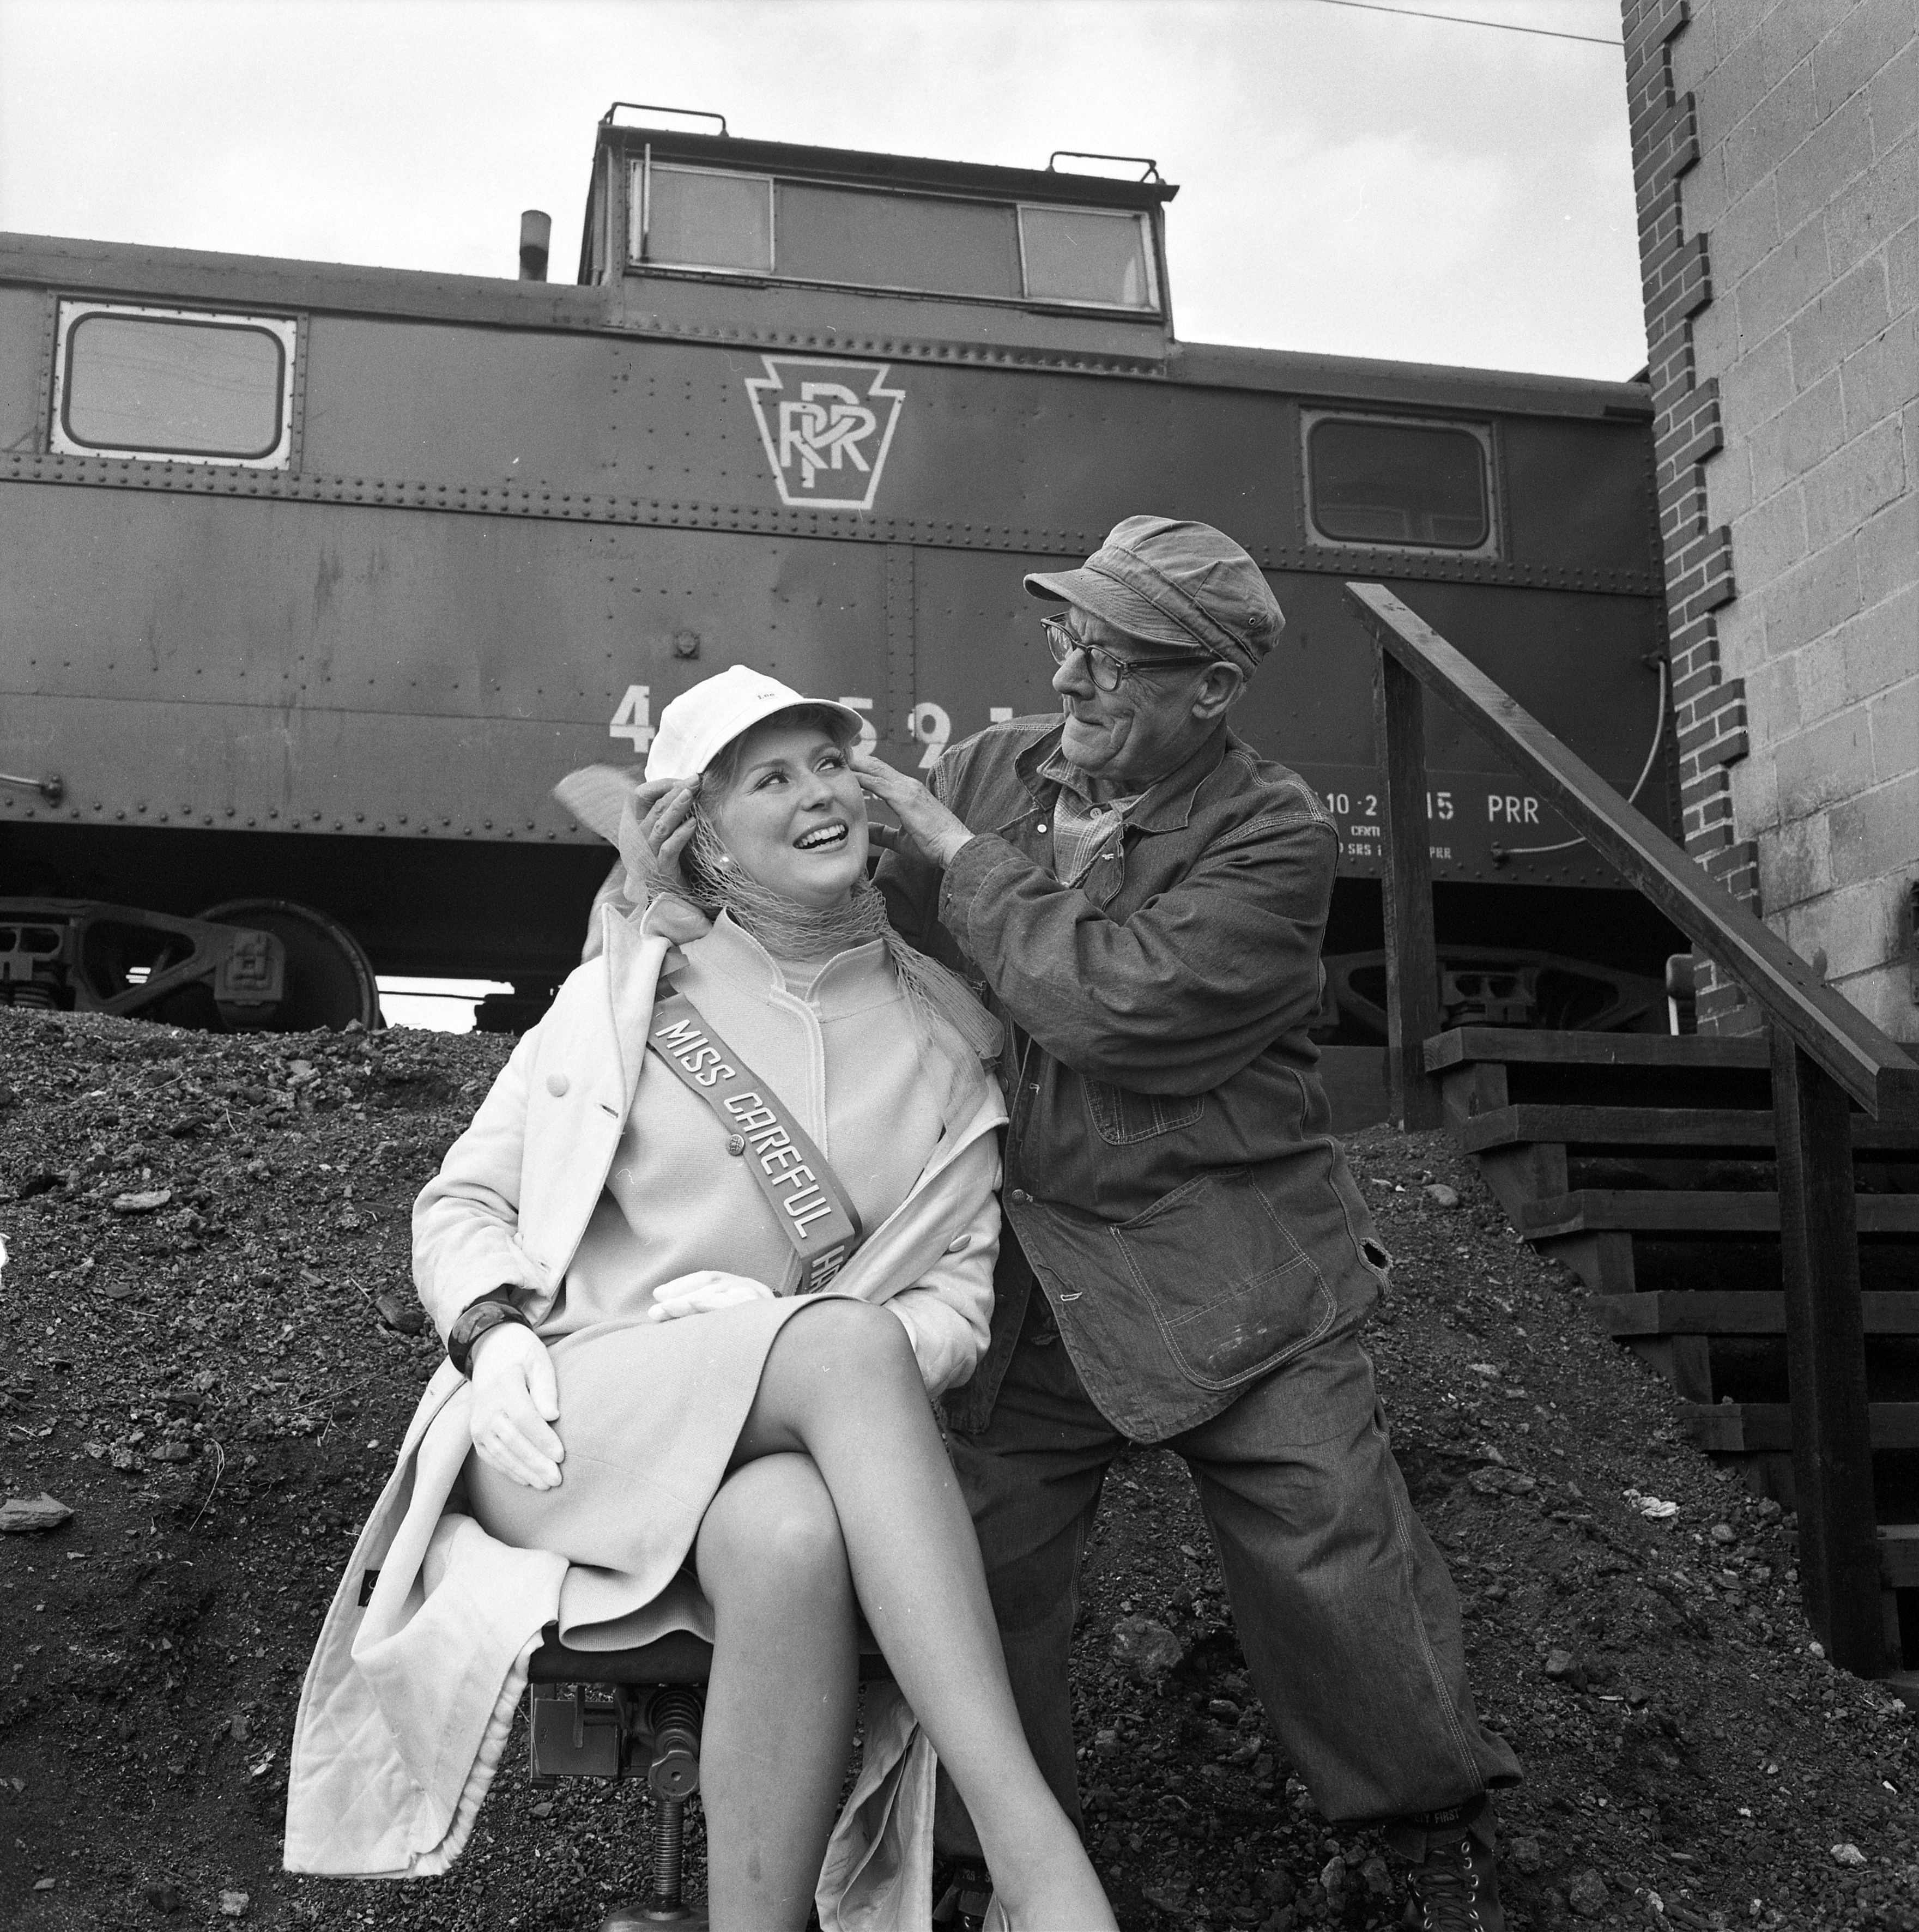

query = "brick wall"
[[1624, 0, 1917, 1039]]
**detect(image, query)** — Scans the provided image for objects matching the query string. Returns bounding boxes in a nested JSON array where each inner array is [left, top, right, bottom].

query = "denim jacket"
[[877, 716, 1390, 1442]]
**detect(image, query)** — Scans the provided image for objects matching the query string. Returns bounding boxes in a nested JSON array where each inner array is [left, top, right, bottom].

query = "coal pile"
[[1, 1007, 1914, 1929]]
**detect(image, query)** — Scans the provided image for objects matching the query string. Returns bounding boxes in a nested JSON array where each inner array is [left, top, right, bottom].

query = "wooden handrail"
[[1343, 582, 1919, 1127], [1345, 580, 1902, 1676]]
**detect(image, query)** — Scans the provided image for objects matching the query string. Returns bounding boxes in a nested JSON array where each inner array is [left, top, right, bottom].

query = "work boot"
[[930, 1855, 994, 1932], [1398, 1824, 1505, 1932]]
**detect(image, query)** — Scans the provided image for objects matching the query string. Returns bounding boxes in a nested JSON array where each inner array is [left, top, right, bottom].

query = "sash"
[[645, 986, 864, 1294]]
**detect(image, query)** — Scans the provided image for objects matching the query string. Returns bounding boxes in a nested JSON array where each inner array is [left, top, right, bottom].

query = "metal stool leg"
[[650, 1797, 689, 1915], [598, 1795, 706, 1928], [598, 1688, 709, 1930]]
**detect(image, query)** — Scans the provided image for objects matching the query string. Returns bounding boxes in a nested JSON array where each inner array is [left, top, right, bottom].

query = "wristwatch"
[[446, 1289, 532, 1377]]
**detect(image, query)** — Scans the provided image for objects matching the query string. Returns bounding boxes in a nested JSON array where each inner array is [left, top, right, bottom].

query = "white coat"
[[283, 907, 1007, 1929]]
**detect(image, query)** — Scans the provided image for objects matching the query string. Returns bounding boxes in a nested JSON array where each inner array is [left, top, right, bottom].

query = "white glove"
[[467, 1322, 564, 1489], [646, 1269, 777, 1322]]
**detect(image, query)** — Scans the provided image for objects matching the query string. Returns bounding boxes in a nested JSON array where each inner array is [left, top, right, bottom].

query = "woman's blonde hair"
[[696, 703, 859, 801], [615, 728, 1002, 1128]]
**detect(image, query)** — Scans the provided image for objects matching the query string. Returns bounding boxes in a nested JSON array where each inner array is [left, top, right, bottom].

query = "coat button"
[[1009, 1189, 1031, 1205], [726, 1134, 747, 1156], [546, 1073, 570, 1097], [946, 1233, 972, 1252]]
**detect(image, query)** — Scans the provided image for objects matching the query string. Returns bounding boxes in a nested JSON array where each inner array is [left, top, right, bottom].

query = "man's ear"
[[1191, 661, 1246, 722]]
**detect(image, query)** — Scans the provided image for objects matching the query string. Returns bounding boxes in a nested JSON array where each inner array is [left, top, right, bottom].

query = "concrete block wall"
[[1624, 0, 1917, 1039]]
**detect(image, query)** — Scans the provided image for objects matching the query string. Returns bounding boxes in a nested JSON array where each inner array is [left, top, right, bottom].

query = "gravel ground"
[[1, 1006, 1915, 1931]]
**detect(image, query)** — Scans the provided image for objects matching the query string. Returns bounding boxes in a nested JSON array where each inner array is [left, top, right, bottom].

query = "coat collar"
[[599, 907, 673, 1103], [593, 901, 904, 1106], [1014, 719, 1233, 834], [683, 910, 893, 1018]]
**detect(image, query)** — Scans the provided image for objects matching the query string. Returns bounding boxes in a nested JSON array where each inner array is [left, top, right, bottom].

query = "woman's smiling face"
[[706, 714, 869, 907]]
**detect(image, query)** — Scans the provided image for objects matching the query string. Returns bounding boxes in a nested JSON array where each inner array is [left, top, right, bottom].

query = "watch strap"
[[447, 1291, 531, 1376]]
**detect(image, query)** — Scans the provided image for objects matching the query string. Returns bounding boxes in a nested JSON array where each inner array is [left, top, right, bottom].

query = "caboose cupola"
[[580, 105, 1178, 359]]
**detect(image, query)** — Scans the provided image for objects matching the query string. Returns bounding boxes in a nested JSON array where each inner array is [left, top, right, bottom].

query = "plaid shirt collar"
[[1035, 744, 1142, 886]]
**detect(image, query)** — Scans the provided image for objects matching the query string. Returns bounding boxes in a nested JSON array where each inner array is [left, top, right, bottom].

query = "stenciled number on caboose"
[[910, 701, 951, 772], [609, 685, 656, 753], [744, 358, 906, 512], [838, 697, 879, 755]]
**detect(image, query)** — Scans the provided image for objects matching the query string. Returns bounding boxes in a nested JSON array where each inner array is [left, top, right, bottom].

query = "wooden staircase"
[[1344, 580, 1919, 1679], [1429, 1025, 1919, 1656]]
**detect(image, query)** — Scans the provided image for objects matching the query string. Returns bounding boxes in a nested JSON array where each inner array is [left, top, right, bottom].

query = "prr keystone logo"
[[744, 357, 905, 511]]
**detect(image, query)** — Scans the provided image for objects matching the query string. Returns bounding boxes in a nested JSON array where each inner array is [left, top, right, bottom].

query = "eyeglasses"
[[1041, 616, 1198, 692]]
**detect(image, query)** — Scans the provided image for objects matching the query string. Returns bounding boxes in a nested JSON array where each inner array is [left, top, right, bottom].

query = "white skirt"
[[464, 1297, 833, 1651]]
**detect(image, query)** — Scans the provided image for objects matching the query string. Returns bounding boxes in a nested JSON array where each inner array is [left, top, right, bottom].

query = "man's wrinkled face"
[[1051, 606, 1213, 791]]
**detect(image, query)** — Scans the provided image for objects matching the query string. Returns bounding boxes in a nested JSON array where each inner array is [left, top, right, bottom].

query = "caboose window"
[[777, 184, 1021, 299], [1305, 416, 1493, 551], [1018, 205, 1155, 309], [51, 304, 296, 467], [627, 156, 1160, 313], [644, 162, 774, 272]]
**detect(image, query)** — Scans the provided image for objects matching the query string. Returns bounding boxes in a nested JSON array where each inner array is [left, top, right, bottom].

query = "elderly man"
[[854, 516, 1520, 1932]]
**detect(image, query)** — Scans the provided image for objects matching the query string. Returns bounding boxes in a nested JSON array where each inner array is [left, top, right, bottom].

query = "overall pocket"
[[1111, 1170, 1335, 1390], [1083, 1080, 1206, 1146]]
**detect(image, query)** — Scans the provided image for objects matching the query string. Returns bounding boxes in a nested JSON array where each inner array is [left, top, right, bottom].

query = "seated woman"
[[284, 667, 1113, 1932]]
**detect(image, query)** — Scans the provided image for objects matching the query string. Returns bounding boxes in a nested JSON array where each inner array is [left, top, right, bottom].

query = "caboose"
[[0, 106, 1682, 1101]]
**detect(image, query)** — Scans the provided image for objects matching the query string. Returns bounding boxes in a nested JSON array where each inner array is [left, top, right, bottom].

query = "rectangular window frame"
[[49, 300, 300, 469], [1014, 202, 1160, 313], [629, 156, 776, 275], [1300, 408, 1502, 560], [624, 158, 1163, 317]]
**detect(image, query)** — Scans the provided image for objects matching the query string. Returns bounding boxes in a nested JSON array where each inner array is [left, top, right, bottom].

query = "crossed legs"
[[695, 1453, 861, 1928], [695, 1297, 1115, 1932]]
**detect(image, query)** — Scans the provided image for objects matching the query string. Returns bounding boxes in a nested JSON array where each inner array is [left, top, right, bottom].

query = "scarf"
[[605, 788, 1002, 1130]]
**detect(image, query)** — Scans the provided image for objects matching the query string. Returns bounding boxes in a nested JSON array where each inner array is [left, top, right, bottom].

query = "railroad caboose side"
[[0, 112, 1682, 1049]]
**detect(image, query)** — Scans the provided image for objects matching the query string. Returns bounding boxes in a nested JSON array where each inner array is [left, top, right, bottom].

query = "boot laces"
[[1410, 1837, 1486, 1932]]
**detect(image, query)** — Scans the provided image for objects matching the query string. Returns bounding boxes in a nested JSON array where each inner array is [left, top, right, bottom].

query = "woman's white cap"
[[644, 667, 867, 783]]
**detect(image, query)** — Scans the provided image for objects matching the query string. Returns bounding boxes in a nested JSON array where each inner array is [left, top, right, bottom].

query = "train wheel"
[[197, 899, 380, 1032]]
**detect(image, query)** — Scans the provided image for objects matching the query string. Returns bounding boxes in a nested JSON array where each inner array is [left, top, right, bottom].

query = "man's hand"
[[646, 1270, 777, 1322], [468, 1323, 564, 1489], [851, 750, 974, 869], [626, 778, 714, 943]]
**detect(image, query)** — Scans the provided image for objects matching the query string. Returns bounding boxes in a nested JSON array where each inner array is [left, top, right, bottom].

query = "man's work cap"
[[1024, 516, 1285, 676], [644, 665, 865, 784]]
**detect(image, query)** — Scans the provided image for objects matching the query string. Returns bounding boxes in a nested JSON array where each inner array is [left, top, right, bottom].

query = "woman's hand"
[[467, 1323, 565, 1489], [646, 1270, 777, 1322], [850, 750, 975, 869], [637, 777, 697, 874], [623, 778, 714, 943]]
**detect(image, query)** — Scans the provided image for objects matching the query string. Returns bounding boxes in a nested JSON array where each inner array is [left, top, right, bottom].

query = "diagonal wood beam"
[[1343, 582, 1919, 1127]]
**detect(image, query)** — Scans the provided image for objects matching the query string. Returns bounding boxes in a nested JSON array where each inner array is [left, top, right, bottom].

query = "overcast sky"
[[0, 0, 1645, 381]]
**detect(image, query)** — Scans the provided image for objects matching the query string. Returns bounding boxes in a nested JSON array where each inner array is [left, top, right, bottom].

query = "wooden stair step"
[[1457, 1104, 1919, 1155], [1597, 1290, 1919, 1336], [1425, 1027, 1771, 1073], [1518, 1190, 1919, 1239], [1679, 1401, 1919, 1453]]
